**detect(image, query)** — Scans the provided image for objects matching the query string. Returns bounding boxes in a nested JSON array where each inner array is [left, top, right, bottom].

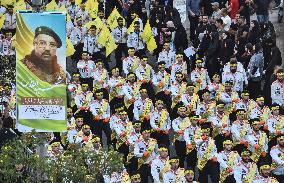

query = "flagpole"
[[104, 0, 106, 17]]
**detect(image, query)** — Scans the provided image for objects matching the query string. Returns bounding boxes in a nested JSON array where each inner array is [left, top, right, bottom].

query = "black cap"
[[35, 26, 62, 48]]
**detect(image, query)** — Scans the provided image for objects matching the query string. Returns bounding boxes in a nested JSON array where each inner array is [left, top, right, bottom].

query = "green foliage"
[[0, 131, 124, 183]]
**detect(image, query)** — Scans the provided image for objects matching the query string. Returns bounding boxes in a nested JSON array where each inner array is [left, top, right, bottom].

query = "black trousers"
[[115, 43, 127, 70], [186, 149, 197, 169], [248, 80, 262, 100], [139, 164, 153, 183], [118, 143, 129, 162], [91, 119, 112, 147], [175, 140, 186, 168], [199, 160, 220, 183], [127, 103, 134, 122], [127, 157, 138, 173], [224, 174, 236, 183], [214, 134, 226, 152], [188, 15, 199, 41]]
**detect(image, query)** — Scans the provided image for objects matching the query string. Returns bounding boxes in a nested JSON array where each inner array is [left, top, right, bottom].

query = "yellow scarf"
[[172, 82, 187, 108], [220, 151, 238, 183], [140, 99, 152, 121], [94, 69, 107, 90], [179, 117, 190, 131], [240, 122, 249, 140], [260, 107, 270, 121], [271, 147, 284, 169], [195, 69, 206, 92], [159, 160, 170, 182], [250, 132, 266, 162], [197, 139, 215, 170], [243, 163, 257, 183], [116, 121, 132, 149], [138, 139, 157, 168], [213, 114, 229, 138], [191, 93, 199, 110], [124, 83, 141, 108], [175, 168, 185, 183], [142, 65, 152, 80], [98, 100, 108, 115], [156, 72, 170, 93], [158, 109, 168, 128], [109, 77, 125, 101], [131, 57, 139, 72]]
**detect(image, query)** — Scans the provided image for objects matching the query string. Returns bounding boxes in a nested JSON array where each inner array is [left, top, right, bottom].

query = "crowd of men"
[[0, 0, 284, 182]]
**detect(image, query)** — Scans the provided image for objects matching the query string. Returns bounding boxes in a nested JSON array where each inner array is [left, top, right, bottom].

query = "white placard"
[[19, 105, 65, 120]]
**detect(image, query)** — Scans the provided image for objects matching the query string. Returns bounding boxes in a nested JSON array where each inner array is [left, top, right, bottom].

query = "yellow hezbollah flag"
[[75, 0, 83, 5], [46, 0, 58, 11], [1, 0, 16, 7], [97, 25, 117, 56], [85, 17, 103, 30], [84, 20, 96, 29], [87, 0, 99, 18], [93, 17, 104, 29], [13, 0, 27, 12], [106, 7, 124, 30], [66, 37, 75, 57], [0, 14, 5, 29], [141, 19, 157, 52], [127, 17, 138, 34]]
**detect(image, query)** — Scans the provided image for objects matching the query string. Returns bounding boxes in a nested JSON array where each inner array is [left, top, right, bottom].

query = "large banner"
[[16, 12, 67, 132]]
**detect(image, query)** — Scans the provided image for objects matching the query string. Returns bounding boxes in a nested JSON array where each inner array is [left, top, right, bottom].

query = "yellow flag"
[[0, 14, 5, 29], [106, 7, 123, 30], [93, 17, 104, 29], [84, 20, 96, 29], [87, 0, 98, 18], [97, 25, 108, 45], [46, 0, 58, 11], [1, 0, 16, 7], [58, 5, 71, 22], [13, 0, 27, 12], [66, 37, 75, 57], [97, 25, 117, 56], [84, 17, 103, 31], [127, 17, 138, 34], [75, 0, 83, 5], [141, 19, 157, 52]]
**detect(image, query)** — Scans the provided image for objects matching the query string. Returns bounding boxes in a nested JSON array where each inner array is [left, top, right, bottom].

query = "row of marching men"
[[64, 54, 284, 183], [62, 80, 284, 182], [70, 49, 284, 114], [60, 104, 284, 182]]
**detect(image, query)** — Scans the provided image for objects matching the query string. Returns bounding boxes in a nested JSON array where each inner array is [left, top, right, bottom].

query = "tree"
[[0, 131, 124, 182]]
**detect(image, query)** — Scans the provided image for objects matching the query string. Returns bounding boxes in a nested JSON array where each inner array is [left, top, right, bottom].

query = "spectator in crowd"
[[247, 42, 264, 99], [253, 0, 271, 23], [187, 0, 201, 41]]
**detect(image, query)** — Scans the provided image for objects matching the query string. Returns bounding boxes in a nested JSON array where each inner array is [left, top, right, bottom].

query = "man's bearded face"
[[34, 34, 57, 62]]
